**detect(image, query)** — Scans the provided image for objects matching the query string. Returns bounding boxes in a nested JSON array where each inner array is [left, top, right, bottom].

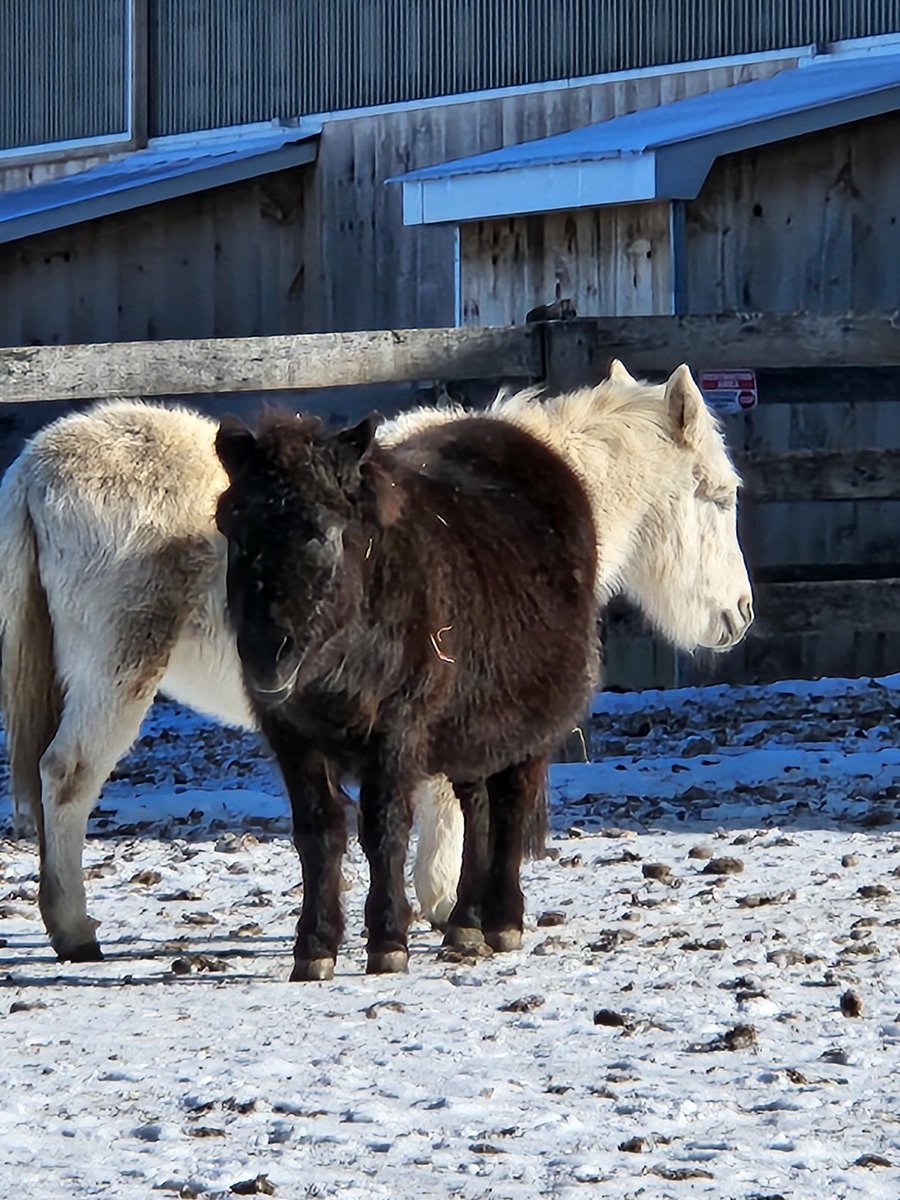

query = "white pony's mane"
[[383, 371, 732, 473]]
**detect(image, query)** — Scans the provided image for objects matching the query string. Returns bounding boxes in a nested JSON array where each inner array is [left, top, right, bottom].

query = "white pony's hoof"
[[421, 895, 456, 928]]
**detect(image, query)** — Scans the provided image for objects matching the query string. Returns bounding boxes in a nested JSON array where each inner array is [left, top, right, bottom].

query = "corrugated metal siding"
[[150, 0, 900, 135], [4, 2, 900, 150], [0, 0, 127, 150]]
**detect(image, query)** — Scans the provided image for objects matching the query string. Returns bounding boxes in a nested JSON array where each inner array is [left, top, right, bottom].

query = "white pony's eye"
[[694, 478, 736, 512]]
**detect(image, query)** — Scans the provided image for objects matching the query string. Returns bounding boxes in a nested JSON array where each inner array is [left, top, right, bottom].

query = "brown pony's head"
[[214, 411, 390, 703]]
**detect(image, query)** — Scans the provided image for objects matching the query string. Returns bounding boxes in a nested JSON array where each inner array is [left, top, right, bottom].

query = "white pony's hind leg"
[[12, 797, 37, 839], [413, 774, 463, 927], [38, 674, 164, 961]]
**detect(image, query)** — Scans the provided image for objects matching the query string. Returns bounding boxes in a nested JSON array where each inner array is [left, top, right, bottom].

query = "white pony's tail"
[[0, 461, 60, 839], [413, 775, 464, 927]]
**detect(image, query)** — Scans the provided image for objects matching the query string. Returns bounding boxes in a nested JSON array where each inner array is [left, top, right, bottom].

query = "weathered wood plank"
[[757, 579, 900, 634], [738, 448, 900, 501], [0, 326, 543, 403], [685, 111, 900, 317], [542, 314, 900, 389]]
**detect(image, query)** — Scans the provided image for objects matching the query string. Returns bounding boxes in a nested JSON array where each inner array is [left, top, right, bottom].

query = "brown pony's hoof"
[[290, 957, 335, 981], [366, 949, 409, 975], [484, 928, 523, 953], [442, 925, 486, 950], [59, 941, 105, 963]]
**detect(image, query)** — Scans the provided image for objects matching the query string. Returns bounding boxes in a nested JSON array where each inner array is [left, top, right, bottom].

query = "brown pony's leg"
[[358, 751, 414, 974], [443, 780, 490, 949], [482, 757, 548, 952], [264, 725, 346, 982]]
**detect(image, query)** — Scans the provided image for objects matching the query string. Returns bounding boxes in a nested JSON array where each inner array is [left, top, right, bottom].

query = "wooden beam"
[[0, 326, 543, 404], [3, 313, 899, 405], [756, 578, 900, 634], [737, 448, 900, 501], [542, 313, 900, 387]]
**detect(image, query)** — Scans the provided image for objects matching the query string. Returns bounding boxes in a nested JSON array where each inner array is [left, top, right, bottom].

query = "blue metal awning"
[[0, 124, 319, 245], [391, 54, 900, 225]]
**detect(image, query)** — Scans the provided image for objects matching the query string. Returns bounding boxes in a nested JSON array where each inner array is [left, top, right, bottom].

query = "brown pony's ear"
[[360, 458, 405, 527], [665, 363, 706, 448], [336, 412, 383, 462], [216, 415, 256, 478]]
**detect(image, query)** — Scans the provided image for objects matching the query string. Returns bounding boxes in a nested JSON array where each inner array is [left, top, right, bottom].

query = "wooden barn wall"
[[684, 111, 900, 314], [0, 168, 314, 347], [459, 203, 674, 324], [0, 55, 795, 348]]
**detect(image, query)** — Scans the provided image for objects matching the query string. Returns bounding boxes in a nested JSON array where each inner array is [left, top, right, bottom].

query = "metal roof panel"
[[390, 54, 900, 223], [0, 125, 319, 245]]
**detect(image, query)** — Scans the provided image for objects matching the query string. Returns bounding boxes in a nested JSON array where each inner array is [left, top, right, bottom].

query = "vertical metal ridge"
[[1, 0, 127, 150], [146, 0, 900, 137]]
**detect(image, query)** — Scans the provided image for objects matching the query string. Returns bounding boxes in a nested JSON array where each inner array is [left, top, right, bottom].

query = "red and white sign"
[[698, 369, 758, 415]]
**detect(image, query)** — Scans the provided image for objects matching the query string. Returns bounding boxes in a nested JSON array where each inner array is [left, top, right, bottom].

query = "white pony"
[[0, 360, 752, 961]]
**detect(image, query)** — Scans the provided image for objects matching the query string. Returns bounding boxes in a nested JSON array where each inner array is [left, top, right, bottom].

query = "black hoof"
[[59, 941, 105, 963], [290, 957, 335, 981], [442, 925, 486, 950], [366, 949, 409, 974], [484, 928, 523, 953]]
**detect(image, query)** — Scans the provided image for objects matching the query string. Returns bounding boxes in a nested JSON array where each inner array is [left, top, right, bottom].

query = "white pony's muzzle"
[[708, 593, 754, 651]]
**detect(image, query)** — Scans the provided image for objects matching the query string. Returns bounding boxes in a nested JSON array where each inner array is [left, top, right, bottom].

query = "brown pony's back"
[[380, 417, 599, 779]]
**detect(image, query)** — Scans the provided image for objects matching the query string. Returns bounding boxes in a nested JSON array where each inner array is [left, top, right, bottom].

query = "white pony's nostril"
[[738, 595, 754, 626]]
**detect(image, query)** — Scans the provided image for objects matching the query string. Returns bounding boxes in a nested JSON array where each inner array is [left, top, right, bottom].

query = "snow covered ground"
[[0, 675, 898, 1199]]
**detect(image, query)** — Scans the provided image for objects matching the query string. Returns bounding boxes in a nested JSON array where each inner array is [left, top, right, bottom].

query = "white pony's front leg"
[[413, 774, 464, 927]]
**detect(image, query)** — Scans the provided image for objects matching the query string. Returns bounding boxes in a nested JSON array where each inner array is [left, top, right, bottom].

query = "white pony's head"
[[611, 360, 754, 652], [381, 359, 753, 656]]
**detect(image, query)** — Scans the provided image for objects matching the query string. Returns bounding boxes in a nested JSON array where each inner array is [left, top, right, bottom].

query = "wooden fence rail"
[[2, 313, 900, 403], [755, 579, 900, 636], [0, 327, 541, 404], [735, 448, 900, 502]]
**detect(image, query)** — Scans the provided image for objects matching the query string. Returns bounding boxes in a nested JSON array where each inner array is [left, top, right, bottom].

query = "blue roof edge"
[[0, 129, 319, 246]]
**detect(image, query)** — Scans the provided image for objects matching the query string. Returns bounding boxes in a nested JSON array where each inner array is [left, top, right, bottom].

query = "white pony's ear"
[[665, 363, 706, 448], [607, 358, 637, 386]]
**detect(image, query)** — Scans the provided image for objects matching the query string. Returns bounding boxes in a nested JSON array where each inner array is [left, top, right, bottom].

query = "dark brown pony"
[[215, 411, 598, 980]]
